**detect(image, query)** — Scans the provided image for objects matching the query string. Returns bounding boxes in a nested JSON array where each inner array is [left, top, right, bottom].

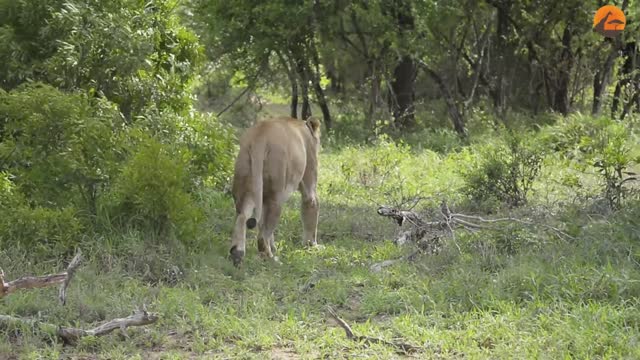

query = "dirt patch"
[[270, 347, 301, 360]]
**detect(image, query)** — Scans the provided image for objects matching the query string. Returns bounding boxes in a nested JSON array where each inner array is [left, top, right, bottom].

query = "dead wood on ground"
[[372, 200, 575, 271], [327, 306, 421, 355], [0, 251, 158, 344], [0, 307, 158, 344], [1, 250, 82, 303]]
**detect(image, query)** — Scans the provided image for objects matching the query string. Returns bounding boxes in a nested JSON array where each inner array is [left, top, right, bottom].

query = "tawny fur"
[[229, 116, 321, 266]]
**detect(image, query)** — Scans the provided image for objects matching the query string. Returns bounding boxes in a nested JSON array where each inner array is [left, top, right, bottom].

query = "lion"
[[229, 116, 321, 266]]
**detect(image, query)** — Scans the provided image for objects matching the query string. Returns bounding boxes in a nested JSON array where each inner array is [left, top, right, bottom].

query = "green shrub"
[[0, 83, 124, 212], [0, 205, 83, 257], [461, 131, 544, 207], [1, 173, 83, 256], [102, 135, 203, 242], [541, 114, 639, 209], [135, 111, 237, 190], [578, 120, 639, 209]]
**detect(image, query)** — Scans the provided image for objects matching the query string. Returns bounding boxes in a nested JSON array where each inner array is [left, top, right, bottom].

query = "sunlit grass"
[[1, 125, 640, 358]]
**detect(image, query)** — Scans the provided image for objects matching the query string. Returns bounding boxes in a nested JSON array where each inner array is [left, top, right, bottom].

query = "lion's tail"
[[246, 142, 264, 230]]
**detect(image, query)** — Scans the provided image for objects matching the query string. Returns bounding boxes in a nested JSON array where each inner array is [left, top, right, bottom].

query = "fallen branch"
[[370, 249, 422, 273], [377, 201, 575, 245], [58, 306, 159, 343], [327, 307, 421, 355], [1, 251, 83, 303], [0, 307, 159, 344], [59, 250, 83, 305], [450, 213, 575, 241]]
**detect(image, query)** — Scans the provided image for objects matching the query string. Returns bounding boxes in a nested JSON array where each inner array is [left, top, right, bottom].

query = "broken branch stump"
[[0, 250, 82, 305]]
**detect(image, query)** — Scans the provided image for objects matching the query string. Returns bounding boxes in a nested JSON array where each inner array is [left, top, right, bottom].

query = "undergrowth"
[[1, 114, 639, 359]]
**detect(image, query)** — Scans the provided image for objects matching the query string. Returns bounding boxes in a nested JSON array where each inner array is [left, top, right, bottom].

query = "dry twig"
[[59, 250, 83, 305], [378, 201, 575, 245], [327, 307, 421, 355], [0, 306, 158, 344], [1, 251, 83, 302], [374, 201, 576, 271]]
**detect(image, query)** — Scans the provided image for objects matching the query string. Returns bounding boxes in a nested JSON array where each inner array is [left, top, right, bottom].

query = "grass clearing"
[[2, 127, 640, 359]]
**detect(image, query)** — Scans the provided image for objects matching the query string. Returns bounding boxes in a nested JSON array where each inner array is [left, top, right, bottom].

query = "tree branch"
[[0, 307, 158, 344], [327, 306, 421, 355], [1, 250, 83, 302]]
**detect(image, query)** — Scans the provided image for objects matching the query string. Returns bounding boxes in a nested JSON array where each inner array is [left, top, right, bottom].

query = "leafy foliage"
[[1, 0, 203, 119], [461, 132, 544, 207], [103, 135, 203, 241], [0, 172, 83, 256], [0, 83, 125, 210], [541, 114, 640, 209]]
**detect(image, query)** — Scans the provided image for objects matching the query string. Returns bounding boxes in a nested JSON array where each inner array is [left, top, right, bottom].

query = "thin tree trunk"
[[367, 65, 381, 128], [312, 82, 331, 129], [621, 91, 639, 120], [390, 55, 417, 129], [276, 52, 299, 118], [553, 25, 573, 116], [493, 2, 510, 115], [388, 0, 416, 129], [592, 46, 618, 115], [419, 61, 467, 137], [292, 47, 312, 120], [611, 82, 623, 116], [612, 41, 637, 117], [291, 81, 299, 119], [307, 39, 333, 129]]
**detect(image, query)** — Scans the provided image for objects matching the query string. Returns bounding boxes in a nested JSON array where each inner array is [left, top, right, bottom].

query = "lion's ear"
[[306, 117, 321, 136]]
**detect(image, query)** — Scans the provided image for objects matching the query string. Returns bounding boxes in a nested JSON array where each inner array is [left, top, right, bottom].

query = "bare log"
[[378, 201, 575, 244], [327, 306, 421, 355], [58, 307, 159, 343], [0, 307, 159, 344], [0, 251, 83, 303], [59, 250, 83, 305], [375, 201, 576, 271]]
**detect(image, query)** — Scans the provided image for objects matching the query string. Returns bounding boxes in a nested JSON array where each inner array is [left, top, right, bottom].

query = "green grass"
[[2, 127, 640, 359]]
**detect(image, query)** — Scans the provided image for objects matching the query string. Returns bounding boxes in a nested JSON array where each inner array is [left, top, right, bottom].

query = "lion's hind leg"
[[299, 182, 319, 247], [230, 194, 254, 267], [257, 199, 283, 261]]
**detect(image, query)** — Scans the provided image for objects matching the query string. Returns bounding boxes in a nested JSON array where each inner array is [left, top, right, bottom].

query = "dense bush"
[[0, 83, 125, 211], [460, 131, 544, 207], [1, 0, 203, 120], [541, 114, 640, 209], [0, 172, 83, 256], [136, 110, 237, 189], [0, 83, 236, 252], [102, 135, 203, 241]]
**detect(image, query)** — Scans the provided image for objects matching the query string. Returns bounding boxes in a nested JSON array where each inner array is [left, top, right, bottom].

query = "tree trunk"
[[301, 83, 312, 120], [553, 25, 573, 116], [312, 81, 332, 129], [276, 52, 299, 118], [290, 81, 299, 119], [388, 0, 416, 130], [493, 1, 511, 115], [367, 64, 381, 128], [292, 48, 312, 120], [390, 55, 416, 129], [620, 91, 640, 120], [421, 63, 467, 137], [612, 42, 638, 117], [592, 45, 618, 115], [306, 39, 333, 129]]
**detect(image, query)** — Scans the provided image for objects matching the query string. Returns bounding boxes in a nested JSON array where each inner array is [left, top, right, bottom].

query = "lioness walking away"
[[229, 116, 321, 266]]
